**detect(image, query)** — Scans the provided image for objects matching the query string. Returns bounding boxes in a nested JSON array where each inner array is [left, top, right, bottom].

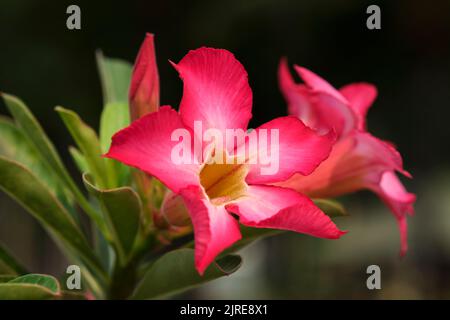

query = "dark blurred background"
[[1, 0, 449, 299]]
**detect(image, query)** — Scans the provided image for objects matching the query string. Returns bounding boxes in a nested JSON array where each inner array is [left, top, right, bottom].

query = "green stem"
[[108, 231, 156, 299]]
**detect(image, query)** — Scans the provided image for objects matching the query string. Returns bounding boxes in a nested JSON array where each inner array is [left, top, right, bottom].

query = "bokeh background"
[[1, 0, 449, 299]]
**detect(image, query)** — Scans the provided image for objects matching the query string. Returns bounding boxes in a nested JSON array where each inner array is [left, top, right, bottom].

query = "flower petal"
[[244, 116, 335, 185], [173, 47, 252, 137], [279, 61, 356, 137], [105, 106, 200, 193], [278, 131, 409, 197], [129, 33, 160, 120], [376, 171, 415, 216], [370, 171, 416, 256], [339, 83, 377, 130], [226, 185, 345, 239], [278, 59, 319, 130], [180, 186, 242, 275], [294, 66, 348, 105], [294, 66, 358, 137], [277, 132, 415, 255]]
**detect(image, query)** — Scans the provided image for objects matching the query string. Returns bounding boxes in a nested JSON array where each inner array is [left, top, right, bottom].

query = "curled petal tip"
[[336, 229, 348, 238], [168, 59, 178, 70], [402, 170, 413, 179], [293, 65, 349, 105]]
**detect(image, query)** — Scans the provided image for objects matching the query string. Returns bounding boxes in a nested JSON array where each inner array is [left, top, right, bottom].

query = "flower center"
[[199, 153, 248, 205]]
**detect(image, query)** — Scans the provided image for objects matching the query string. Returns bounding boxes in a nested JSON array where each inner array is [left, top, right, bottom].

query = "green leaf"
[[0, 156, 104, 279], [55, 106, 108, 188], [100, 102, 130, 153], [68, 146, 89, 174], [96, 51, 132, 104], [180, 226, 281, 257], [0, 243, 27, 275], [99, 102, 131, 187], [0, 115, 74, 213], [0, 274, 60, 299], [132, 248, 242, 299], [83, 174, 140, 264], [1, 94, 68, 182], [314, 199, 348, 218], [1, 93, 103, 229], [93, 226, 115, 273], [9, 274, 60, 294], [0, 283, 57, 300], [0, 116, 58, 185]]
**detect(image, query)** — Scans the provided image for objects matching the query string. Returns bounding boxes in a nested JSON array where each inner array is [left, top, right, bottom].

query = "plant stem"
[[107, 231, 156, 299]]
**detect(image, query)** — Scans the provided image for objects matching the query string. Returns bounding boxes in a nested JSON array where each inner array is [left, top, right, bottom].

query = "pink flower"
[[129, 33, 160, 121], [278, 59, 416, 255], [106, 48, 345, 274]]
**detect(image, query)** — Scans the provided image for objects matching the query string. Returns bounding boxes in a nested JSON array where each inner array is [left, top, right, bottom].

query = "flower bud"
[[160, 191, 191, 227], [129, 33, 159, 121], [129, 34, 160, 212]]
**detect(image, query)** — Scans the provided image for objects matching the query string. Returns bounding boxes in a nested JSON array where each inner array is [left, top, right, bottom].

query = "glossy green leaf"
[[83, 174, 140, 264], [9, 274, 60, 294], [55, 106, 109, 188], [0, 243, 27, 275], [96, 51, 132, 104], [0, 156, 103, 278], [0, 273, 61, 300], [1, 93, 102, 228], [99, 102, 131, 187], [314, 199, 348, 217], [132, 248, 242, 299]]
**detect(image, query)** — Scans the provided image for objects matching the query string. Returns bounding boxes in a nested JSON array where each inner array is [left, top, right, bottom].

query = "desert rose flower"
[[278, 60, 415, 255], [106, 48, 345, 274]]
